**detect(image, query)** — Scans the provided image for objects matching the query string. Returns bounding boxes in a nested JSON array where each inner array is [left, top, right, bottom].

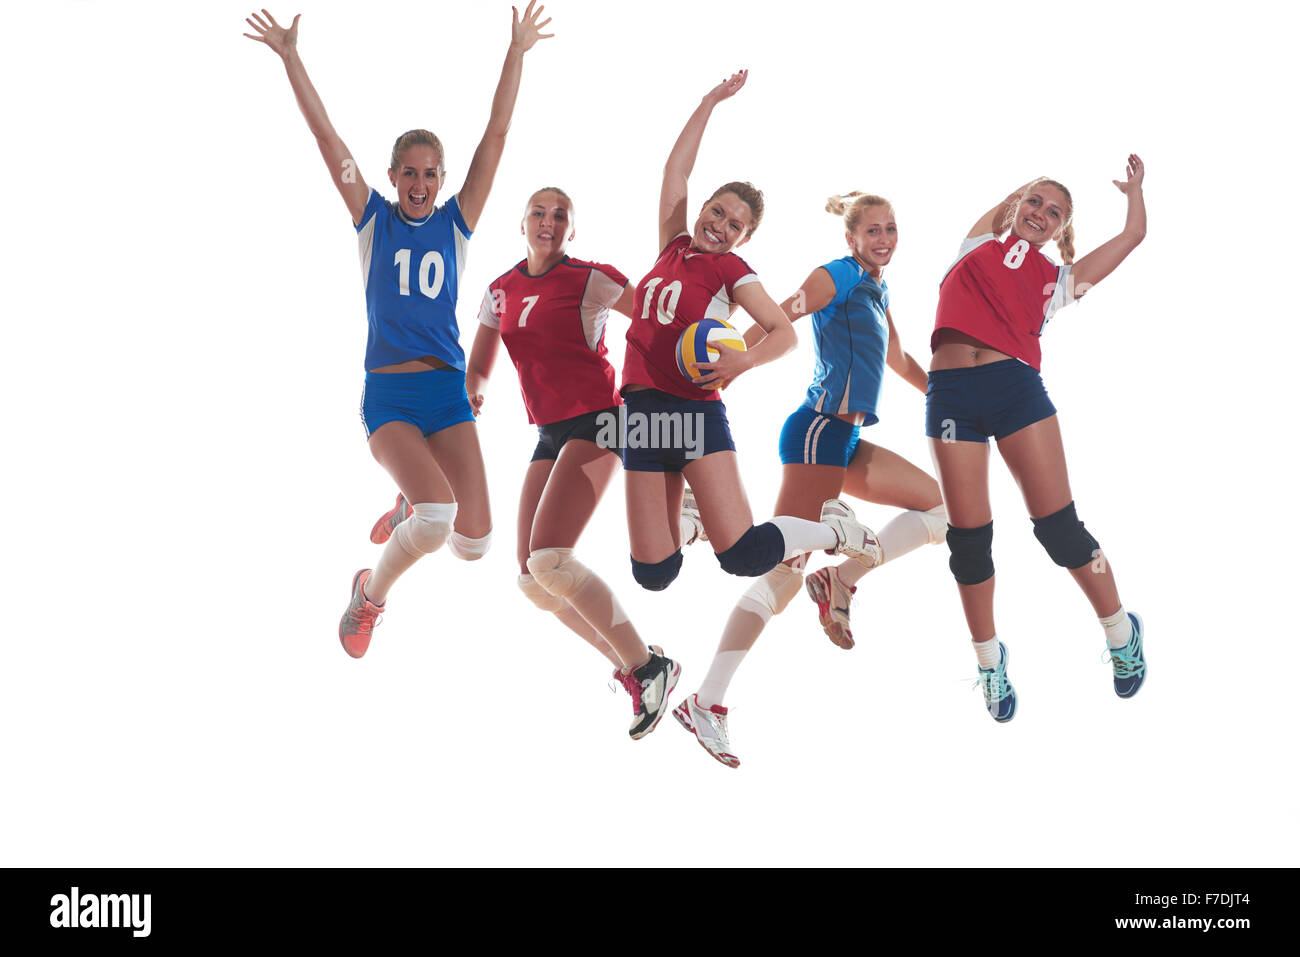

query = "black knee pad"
[[1032, 501, 1099, 569], [947, 522, 994, 586], [716, 522, 785, 578], [630, 550, 683, 591]]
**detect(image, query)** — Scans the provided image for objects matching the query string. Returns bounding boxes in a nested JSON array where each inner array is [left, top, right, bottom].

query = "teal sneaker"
[[1108, 612, 1146, 699], [976, 642, 1017, 722]]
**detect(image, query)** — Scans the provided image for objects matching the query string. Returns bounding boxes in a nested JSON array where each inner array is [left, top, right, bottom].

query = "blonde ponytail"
[[826, 191, 892, 232]]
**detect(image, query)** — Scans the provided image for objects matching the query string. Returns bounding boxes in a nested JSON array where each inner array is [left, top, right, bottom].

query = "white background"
[[2, 0, 1296, 867]]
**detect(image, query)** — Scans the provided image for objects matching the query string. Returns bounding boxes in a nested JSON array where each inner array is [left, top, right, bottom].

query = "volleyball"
[[675, 318, 746, 389]]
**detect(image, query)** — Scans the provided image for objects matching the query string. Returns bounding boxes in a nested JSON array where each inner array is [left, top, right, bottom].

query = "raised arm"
[[1068, 155, 1147, 297], [244, 10, 369, 225], [967, 179, 1037, 239], [659, 70, 748, 251], [884, 309, 928, 393], [743, 266, 834, 349], [693, 282, 795, 389], [456, 3, 554, 231]]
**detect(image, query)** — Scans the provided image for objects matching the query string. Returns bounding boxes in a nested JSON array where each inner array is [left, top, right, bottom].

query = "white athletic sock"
[[767, 515, 837, 558], [696, 564, 803, 709], [974, 635, 1001, 670], [696, 651, 747, 710], [1100, 607, 1133, 649], [836, 505, 946, 588], [368, 502, 456, 604]]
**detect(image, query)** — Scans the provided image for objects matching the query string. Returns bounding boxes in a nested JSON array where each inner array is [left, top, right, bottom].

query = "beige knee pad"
[[736, 562, 804, 622], [921, 504, 949, 545], [517, 573, 565, 612], [525, 548, 592, 599]]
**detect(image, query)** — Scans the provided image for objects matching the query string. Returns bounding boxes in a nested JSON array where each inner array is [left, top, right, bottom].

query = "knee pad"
[[736, 563, 804, 622], [947, 522, 994, 586], [394, 502, 457, 558], [716, 522, 786, 578], [526, 547, 591, 599], [630, 550, 682, 591], [517, 573, 565, 612], [1032, 501, 1099, 569], [448, 528, 492, 561], [920, 504, 949, 545]]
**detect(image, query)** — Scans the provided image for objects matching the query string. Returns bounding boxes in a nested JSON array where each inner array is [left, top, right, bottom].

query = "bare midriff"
[[929, 328, 1014, 371], [369, 356, 451, 374]]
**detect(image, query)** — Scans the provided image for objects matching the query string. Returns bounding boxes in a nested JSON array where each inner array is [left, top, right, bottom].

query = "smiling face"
[[846, 205, 897, 275], [1011, 183, 1071, 247], [522, 189, 574, 259], [692, 191, 754, 254], [387, 143, 444, 219]]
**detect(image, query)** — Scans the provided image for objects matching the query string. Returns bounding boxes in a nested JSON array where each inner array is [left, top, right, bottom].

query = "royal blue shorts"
[[361, 368, 475, 439], [619, 389, 735, 472], [925, 359, 1056, 443], [779, 406, 863, 467], [532, 406, 622, 462]]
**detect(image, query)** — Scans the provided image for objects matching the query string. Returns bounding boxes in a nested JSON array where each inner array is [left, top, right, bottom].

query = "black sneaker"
[[628, 647, 681, 740]]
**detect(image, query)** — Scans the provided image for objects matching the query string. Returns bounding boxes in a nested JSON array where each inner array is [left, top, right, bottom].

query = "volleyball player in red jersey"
[[471, 187, 682, 739], [620, 71, 881, 762], [927, 157, 1148, 722]]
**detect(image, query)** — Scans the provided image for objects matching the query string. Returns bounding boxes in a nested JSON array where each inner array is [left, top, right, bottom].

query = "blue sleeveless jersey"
[[801, 256, 890, 424], [355, 188, 471, 371]]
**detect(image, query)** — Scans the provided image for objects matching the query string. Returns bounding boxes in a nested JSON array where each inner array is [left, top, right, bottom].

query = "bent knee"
[[716, 523, 784, 577], [394, 502, 458, 557]]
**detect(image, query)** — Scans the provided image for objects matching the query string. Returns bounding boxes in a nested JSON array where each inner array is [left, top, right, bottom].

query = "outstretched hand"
[[511, 1, 554, 52], [1113, 153, 1145, 194], [243, 9, 299, 57], [706, 70, 748, 104]]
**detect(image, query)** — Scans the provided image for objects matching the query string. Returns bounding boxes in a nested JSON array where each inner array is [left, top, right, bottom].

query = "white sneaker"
[[672, 694, 740, 768], [820, 499, 882, 567], [805, 566, 856, 649], [682, 488, 708, 545]]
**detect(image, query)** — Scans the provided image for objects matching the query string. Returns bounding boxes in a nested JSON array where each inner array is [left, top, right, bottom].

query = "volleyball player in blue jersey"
[[675, 193, 946, 767], [244, 5, 553, 657]]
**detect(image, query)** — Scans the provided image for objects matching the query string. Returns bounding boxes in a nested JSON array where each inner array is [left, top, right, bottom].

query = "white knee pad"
[[518, 573, 566, 612], [394, 502, 457, 558], [736, 562, 804, 623], [448, 528, 492, 561], [921, 504, 949, 545], [525, 547, 592, 599]]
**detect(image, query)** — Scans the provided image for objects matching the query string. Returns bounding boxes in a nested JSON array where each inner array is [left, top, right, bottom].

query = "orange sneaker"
[[339, 569, 384, 658], [369, 494, 410, 545]]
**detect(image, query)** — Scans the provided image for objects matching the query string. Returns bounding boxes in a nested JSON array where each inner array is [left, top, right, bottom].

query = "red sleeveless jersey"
[[932, 233, 1076, 371], [621, 233, 758, 401], [477, 256, 628, 425]]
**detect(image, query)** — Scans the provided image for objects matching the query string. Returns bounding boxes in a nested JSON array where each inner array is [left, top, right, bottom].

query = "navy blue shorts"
[[925, 359, 1056, 443], [779, 406, 862, 467], [531, 406, 622, 462], [361, 368, 475, 439], [619, 389, 735, 472]]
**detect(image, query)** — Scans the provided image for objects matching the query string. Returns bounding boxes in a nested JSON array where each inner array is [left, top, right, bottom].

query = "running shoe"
[[673, 694, 740, 768], [806, 566, 856, 649], [820, 499, 882, 567], [1107, 612, 1147, 699], [370, 493, 410, 545], [975, 641, 1016, 722], [627, 647, 681, 740], [339, 569, 384, 659], [682, 487, 708, 545]]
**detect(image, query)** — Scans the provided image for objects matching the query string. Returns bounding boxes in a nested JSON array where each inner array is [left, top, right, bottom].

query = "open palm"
[[244, 9, 299, 58]]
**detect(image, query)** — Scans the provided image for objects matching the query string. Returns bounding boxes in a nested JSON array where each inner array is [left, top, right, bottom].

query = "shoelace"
[[973, 669, 1011, 702], [616, 669, 643, 713], [1103, 643, 1144, 678]]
